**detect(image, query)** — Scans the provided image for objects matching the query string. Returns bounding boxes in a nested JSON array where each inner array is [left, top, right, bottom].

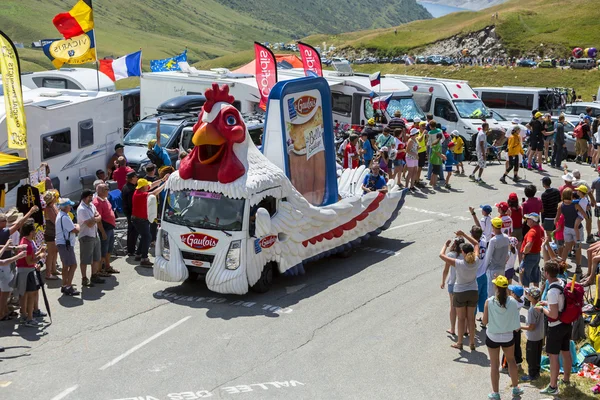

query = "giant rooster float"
[[154, 77, 407, 295]]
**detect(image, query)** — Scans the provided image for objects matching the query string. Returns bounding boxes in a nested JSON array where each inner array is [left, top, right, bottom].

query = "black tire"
[[250, 262, 275, 293], [338, 247, 353, 258], [186, 270, 200, 282]]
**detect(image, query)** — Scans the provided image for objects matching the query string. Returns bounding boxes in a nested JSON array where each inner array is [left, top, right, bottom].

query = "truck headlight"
[[161, 230, 170, 261], [225, 240, 241, 270]]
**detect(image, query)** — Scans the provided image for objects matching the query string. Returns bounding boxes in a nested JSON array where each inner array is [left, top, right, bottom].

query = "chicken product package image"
[[263, 77, 338, 207]]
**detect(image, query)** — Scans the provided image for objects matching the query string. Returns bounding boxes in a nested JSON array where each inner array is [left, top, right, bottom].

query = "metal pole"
[[91, 0, 100, 91]]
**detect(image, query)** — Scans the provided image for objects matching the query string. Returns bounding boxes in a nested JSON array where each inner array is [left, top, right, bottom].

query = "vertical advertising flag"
[[254, 42, 277, 112], [298, 42, 323, 77], [0, 30, 27, 149]]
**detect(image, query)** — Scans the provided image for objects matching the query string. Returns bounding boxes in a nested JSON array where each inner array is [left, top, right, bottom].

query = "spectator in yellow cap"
[[482, 217, 510, 299], [416, 121, 428, 185], [574, 184, 592, 252], [483, 274, 524, 400]]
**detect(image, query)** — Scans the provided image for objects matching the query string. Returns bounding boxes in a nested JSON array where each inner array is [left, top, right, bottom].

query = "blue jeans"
[[521, 253, 541, 287], [132, 217, 151, 259], [477, 274, 488, 313]]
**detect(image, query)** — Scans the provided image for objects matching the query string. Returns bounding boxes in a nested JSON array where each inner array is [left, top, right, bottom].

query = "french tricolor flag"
[[369, 71, 381, 87], [99, 51, 142, 82]]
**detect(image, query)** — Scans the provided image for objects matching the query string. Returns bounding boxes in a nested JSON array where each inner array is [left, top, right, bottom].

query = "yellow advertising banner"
[[43, 31, 97, 69], [0, 31, 27, 149]]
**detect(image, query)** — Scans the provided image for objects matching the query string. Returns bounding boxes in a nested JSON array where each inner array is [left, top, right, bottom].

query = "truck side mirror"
[[255, 208, 272, 237]]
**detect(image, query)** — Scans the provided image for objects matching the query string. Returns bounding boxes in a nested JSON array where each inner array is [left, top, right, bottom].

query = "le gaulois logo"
[[180, 233, 218, 250], [294, 96, 317, 116], [259, 235, 277, 249]]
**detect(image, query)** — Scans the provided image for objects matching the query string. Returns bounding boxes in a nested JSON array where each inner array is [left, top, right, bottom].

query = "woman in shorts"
[[404, 128, 420, 191], [15, 220, 46, 327], [483, 275, 524, 400], [439, 236, 480, 350], [441, 237, 464, 336]]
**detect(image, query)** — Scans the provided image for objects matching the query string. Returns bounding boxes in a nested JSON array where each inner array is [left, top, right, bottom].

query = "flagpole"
[[90, 0, 100, 91]]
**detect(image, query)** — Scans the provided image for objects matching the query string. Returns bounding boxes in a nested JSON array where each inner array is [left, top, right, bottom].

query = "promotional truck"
[[153, 77, 408, 295]]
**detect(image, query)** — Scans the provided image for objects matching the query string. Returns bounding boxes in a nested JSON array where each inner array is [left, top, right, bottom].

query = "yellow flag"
[[0, 31, 26, 149]]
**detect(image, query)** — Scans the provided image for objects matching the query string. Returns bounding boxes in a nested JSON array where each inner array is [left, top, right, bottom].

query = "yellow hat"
[[419, 121, 427, 126], [491, 217, 503, 228], [577, 185, 588, 194], [148, 139, 157, 149], [492, 275, 508, 288], [535, 111, 543, 119], [367, 118, 375, 126], [136, 178, 150, 190]]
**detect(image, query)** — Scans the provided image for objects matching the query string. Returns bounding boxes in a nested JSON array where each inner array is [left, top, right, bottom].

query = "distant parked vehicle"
[[538, 59, 554, 68], [416, 56, 427, 64], [570, 58, 596, 70], [440, 57, 455, 66], [391, 57, 404, 64], [427, 55, 444, 65], [379, 57, 390, 64], [517, 59, 537, 67]]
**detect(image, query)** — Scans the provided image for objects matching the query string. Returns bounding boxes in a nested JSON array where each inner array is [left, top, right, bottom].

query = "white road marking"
[[404, 206, 471, 221], [362, 247, 400, 257], [99, 316, 191, 371], [50, 385, 79, 400], [386, 219, 434, 232]]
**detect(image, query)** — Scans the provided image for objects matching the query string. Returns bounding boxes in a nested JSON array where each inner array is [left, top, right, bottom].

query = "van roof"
[[386, 74, 476, 99], [0, 88, 120, 118], [474, 86, 553, 93], [20, 67, 115, 91]]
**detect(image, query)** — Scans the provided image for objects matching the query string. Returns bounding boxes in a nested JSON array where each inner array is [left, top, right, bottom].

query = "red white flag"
[[298, 42, 322, 77], [254, 42, 277, 111]]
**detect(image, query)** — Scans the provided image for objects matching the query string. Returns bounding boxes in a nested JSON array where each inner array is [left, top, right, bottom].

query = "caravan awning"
[[0, 153, 28, 184]]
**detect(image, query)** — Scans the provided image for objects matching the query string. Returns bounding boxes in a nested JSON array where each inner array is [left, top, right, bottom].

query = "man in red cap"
[[496, 201, 513, 236]]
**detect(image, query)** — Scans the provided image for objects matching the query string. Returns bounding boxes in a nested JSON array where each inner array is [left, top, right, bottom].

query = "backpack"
[[549, 281, 584, 324], [146, 149, 165, 168], [573, 123, 584, 139]]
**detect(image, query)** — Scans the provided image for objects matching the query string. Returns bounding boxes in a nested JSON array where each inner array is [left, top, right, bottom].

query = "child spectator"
[[501, 284, 524, 370], [444, 142, 456, 189], [470, 205, 493, 241], [506, 237, 518, 283], [521, 287, 544, 381], [554, 214, 565, 256], [507, 193, 523, 241], [495, 201, 513, 236], [451, 131, 465, 175]]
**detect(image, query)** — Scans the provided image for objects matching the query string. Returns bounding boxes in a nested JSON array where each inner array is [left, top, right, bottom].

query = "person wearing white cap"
[[558, 172, 575, 195], [404, 128, 420, 191]]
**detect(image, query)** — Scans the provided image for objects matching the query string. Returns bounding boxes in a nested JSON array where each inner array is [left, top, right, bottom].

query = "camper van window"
[[331, 93, 352, 114], [78, 119, 94, 148], [42, 78, 67, 89], [453, 99, 491, 119], [364, 97, 425, 121], [124, 121, 178, 146], [42, 129, 71, 160], [412, 93, 433, 113], [434, 98, 455, 121], [480, 92, 507, 109], [505, 93, 533, 111]]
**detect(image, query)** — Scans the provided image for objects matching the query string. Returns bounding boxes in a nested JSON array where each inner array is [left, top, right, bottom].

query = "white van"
[[387, 75, 503, 145], [0, 88, 123, 208], [570, 58, 596, 70], [474, 86, 554, 120]]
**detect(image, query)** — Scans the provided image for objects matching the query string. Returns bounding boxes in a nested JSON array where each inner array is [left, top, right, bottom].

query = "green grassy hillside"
[[2, 0, 430, 72], [304, 0, 600, 57]]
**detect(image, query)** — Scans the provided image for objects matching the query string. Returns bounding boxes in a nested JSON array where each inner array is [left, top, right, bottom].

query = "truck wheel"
[[186, 271, 200, 282], [250, 262, 275, 293]]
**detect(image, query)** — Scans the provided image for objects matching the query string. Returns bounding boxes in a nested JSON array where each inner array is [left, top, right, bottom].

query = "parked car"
[[517, 59, 537, 67], [391, 57, 404, 64], [379, 57, 390, 63], [539, 59, 554, 68], [440, 57, 455, 66], [427, 55, 444, 65], [570, 58, 596, 70], [416, 56, 427, 64], [565, 102, 600, 118]]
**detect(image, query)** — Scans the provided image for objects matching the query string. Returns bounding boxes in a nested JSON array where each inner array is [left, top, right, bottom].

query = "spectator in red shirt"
[[344, 134, 360, 169], [131, 176, 168, 267], [93, 183, 119, 275], [522, 185, 543, 237], [558, 172, 575, 194], [507, 192, 523, 241], [520, 213, 544, 288], [112, 157, 134, 190]]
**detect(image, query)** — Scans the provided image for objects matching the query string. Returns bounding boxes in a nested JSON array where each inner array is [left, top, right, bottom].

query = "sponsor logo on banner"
[[259, 235, 277, 249], [298, 42, 323, 77], [254, 42, 277, 111], [180, 233, 218, 250], [304, 125, 325, 160], [0, 30, 27, 149], [49, 33, 92, 60], [294, 96, 317, 116], [191, 260, 205, 267]]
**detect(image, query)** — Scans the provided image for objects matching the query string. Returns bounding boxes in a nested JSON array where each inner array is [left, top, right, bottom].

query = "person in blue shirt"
[[148, 118, 178, 167], [360, 131, 374, 167], [362, 163, 388, 195]]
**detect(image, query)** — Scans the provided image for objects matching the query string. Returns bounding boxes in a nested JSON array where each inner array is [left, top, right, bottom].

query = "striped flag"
[[369, 71, 381, 87], [372, 93, 393, 111], [53, 0, 94, 40], [99, 51, 142, 81]]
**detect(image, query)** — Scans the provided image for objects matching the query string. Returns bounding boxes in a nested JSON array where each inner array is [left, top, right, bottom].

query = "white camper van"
[[386, 75, 503, 144], [0, 88, 123, 208], [19, 68, 115, 92], [473, 86, 554, 120]]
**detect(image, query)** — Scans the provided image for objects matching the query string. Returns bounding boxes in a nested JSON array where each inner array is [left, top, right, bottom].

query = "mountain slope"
[[423, 0, 507, 11], [305, 0, 599, 57], [1, 0, 430, 71]]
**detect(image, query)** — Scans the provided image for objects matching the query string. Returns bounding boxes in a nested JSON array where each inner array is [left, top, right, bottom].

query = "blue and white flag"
[[150, 49, 187, 72]]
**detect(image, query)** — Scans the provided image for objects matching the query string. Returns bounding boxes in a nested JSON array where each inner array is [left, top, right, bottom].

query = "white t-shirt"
[[547, 279, 565, 328], [577, 196, 589, 220], [506, 251, 517, 272], [480, 216, 492, 241], [55, 211, 76, 247], [476, 130, 487, 157], [76, 202, 98, 238]]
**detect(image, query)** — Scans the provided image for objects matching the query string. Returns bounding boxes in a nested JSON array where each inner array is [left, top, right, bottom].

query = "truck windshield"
[[453, 100, 492, 119], [163, 190, 245, 231], [124, 121, 178, 146], [364, 97, 425, 121]]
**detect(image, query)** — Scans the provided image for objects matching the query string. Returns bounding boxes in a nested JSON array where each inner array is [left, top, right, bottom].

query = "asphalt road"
[[1, 159, 597, 400]]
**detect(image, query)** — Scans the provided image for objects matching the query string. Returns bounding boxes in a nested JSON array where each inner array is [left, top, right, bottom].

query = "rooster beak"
[[193, 122, 226, 164]]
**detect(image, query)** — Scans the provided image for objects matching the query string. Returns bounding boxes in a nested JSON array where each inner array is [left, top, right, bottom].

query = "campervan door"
[[140, 71, 260, 117], [0, 89, 123, 208]]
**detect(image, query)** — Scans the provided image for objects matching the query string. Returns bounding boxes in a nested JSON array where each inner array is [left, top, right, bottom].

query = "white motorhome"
[[140, 67, 425, 126], [0, 88, 123, 208], [473, 86, 554, 120], [387, 75, 503, 144], [19, 68, 115, 92]]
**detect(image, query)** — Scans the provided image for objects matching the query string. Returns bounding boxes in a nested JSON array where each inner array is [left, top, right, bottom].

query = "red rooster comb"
[[203, 83, 235, 113]]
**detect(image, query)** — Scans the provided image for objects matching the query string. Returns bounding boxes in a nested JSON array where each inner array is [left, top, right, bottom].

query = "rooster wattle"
[[179, 84, 247, 184]]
